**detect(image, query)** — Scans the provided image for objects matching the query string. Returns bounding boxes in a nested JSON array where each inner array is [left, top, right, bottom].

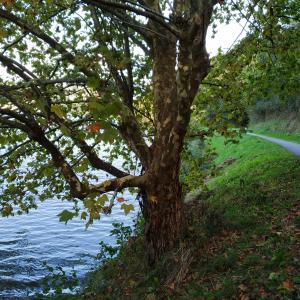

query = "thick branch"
[[89, 174, 146, 194], [0, 116, 29, 131], [50, 113, 129, 178]]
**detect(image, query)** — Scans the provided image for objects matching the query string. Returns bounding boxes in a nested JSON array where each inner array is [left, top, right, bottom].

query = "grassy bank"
[[250, 119, 300, 143], [83, 135, 300, 299]]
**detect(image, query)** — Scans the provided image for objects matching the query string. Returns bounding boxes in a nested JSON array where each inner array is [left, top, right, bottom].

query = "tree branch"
[[0, 77, 87, 92], [0, 8, 99, 79], [89, 174, 146, 194], [50, 112, 129, 178], [84, 0, 180, 37]]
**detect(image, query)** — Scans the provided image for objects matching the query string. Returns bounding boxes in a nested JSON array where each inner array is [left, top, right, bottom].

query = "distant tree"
[[196, 1, 300, 126], [0, 0, 298, 264]]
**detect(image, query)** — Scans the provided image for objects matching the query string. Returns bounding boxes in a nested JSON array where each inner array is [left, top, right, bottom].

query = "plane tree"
[[0, 0, 298, 264]]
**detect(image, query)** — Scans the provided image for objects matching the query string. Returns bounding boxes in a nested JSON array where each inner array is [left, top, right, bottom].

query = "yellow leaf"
[[149, 196, 158, 203]]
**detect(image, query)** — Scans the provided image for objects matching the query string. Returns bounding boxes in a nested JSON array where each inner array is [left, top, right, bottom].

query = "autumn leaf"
[[282, 280, 294, 290], [117, 197, 125, 203], [258, 287, 267, 297], [1, 0, 13, 8], [238, 284, 248, 292], [122, 287, 129, 296], [168, 282, 175, 290], [88, 123, 102, 134], [149, 196, 158, 203]]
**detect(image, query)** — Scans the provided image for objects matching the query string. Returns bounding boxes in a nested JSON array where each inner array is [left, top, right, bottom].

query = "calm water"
[[0, 188, 137, 298]]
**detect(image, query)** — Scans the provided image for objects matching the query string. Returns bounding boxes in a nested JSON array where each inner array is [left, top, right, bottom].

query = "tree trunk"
[[140, 12, 212, 263], [143, 160, 183, 265]]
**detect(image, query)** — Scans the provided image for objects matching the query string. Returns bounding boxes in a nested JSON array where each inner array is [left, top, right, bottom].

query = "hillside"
[[82, 134, 300, 299]]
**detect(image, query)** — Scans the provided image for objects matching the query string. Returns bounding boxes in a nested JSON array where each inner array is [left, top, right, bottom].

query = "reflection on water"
[[0, 194, 137, 298]]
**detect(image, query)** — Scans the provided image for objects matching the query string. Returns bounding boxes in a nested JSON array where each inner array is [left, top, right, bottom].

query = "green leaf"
[[268, 272, 278, 280], [0, 28, 7, 40], [60, 124, 71, 136], [81, 211, 87, 220], [96, 194, 108, 206], [120, 203, 134, 216], [74, 18, 81, 30], [87, 76, 101, 89], [51, 105, 66, 119], [84, 199, 95, 210], [57, 210, 76, 224]]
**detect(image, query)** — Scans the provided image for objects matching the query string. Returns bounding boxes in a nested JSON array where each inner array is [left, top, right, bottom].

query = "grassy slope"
[[84, 135, 300, 300], [177, 135, 300, 299], [251, 119, 300, 143]]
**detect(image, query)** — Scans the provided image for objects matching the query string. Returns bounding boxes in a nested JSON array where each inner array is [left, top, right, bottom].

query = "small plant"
[[96, 222, 133, 263], [96, 214, 145, 263], [40, 263, 79, 297]]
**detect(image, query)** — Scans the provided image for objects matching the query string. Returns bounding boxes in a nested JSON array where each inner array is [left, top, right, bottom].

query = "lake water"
[[0, 187, 137, 298]]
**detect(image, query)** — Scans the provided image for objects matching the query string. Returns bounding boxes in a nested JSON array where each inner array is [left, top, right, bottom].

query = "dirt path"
[[248, 133, 300, 157]]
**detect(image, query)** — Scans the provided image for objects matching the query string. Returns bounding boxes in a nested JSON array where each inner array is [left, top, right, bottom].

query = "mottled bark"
[[143, 162, 183, 265], [141, 5, 213, 262]]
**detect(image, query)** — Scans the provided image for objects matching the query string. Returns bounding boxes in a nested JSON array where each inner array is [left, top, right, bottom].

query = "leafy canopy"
[[0, 0, 298, 224]]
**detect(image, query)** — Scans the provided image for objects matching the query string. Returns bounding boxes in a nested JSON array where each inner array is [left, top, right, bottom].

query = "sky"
[[207, 20, 248, 56]]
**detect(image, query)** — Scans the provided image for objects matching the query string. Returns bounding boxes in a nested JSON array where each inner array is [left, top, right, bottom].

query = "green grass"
[[180, 135, 300, 299], [251, 119, 300, 143], [83, 134, 300, 300]]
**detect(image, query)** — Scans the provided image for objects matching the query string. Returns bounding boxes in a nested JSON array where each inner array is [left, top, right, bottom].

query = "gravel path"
[[248, 133, 300, 157]]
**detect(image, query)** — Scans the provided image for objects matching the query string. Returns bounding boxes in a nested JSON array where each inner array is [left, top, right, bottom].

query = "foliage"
[[95, 214, 144, 263], [180, 137, 216, 193], [0, 0, 296, 213], [96, 222, 134, 263], [249, 95, 300, 121], [38, 263, 80, 298], [195, 0, 300, 136]]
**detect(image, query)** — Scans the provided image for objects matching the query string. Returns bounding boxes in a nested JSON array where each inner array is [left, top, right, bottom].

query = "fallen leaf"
[[258, 287, 267, 296], [123, 287, 129, 296], [282, 280, 294, 290], [168, 282, 175, 290], [238, 284, 248, 292], [286, 266, 295, 275]]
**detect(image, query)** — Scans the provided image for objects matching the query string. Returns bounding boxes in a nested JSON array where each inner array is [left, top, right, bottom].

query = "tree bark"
[[140, 19, 212, 263], [143, 161, 183, 265]]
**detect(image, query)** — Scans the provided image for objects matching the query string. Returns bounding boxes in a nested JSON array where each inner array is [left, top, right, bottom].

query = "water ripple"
[[0, 191, 137, 298]]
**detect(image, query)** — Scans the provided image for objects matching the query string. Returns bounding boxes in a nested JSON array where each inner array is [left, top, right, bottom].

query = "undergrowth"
[[83, 134, 300, 299]]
